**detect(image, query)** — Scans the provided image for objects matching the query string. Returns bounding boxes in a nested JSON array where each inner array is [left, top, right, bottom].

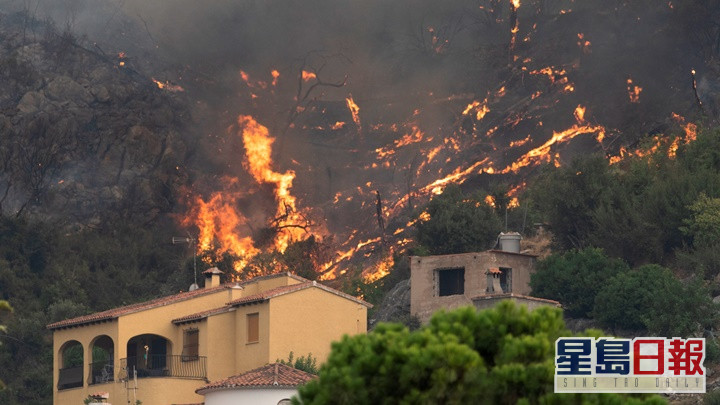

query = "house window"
[[437, 267, 465, 296], [247, 313, 259, 343], [499, 267, 512, 293], [182, 329, 199, 361]]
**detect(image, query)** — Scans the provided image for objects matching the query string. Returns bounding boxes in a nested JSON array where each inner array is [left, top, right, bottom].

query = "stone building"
[[410, 232, 560, 323]]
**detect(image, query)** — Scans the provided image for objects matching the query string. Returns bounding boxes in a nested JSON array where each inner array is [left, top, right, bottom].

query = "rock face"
[[369, 279, 412, 329], [0, 13, 193, 226]]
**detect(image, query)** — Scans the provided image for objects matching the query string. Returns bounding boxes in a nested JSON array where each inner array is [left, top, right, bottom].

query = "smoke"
[[2, 0, 716, 275]]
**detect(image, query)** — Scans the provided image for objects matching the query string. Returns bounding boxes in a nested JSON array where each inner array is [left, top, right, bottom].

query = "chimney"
[[487, 268, 502, 293], [202, 267, 224, 288]]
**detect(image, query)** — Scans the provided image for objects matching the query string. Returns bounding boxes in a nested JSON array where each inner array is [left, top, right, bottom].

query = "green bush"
[[530, 248, 629, 318], [415, 184, 502, 255], [593, 264, 715, 336]]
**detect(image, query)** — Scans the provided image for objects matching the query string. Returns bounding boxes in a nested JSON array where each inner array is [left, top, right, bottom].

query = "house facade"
[[410, 233, 559, 323], [47, 270, 370, 405]]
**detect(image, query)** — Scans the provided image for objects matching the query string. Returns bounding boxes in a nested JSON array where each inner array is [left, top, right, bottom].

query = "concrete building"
[[410, 233, 560, 323], [196, 362, 315, 405], [47, 270, 370, 405]]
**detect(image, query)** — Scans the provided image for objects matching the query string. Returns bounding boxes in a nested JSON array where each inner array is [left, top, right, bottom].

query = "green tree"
[[296, 321, 485, 404], [415, 184, 502, 255], [530, 248, 629, 318], [296, 302, 665, 404], [529, 156, 615, 250], [278, 351, 319, 375], [680, 193, 720, 247], [593, 264, 715, 336]]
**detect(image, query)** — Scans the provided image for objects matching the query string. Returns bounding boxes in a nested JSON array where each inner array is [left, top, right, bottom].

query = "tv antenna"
[[172, 233, 198, 291]]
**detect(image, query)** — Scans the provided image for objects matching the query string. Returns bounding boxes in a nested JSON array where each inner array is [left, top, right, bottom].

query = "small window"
[[247, 313, 259, 343], [438, 267, 465, 296], [182, 329, 199, 361]]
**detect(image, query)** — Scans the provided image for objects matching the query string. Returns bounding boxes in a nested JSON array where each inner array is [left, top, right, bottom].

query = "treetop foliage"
[[527, 128, 720, 267], [415, 184, 503, 255], [296, 302, 664, 405], [530, 248, 629, 318]]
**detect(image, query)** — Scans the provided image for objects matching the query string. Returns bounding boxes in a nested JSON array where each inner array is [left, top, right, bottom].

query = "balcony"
[[118, 355, 207, 380], [58, 365, 83, 390], [89, 360, 114, 385]]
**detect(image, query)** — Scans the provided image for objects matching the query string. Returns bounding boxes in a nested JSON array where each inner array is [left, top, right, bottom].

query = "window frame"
[[436, 267, 465, 297], [247, 313, 259, 344], [182, 328, 199, 362]]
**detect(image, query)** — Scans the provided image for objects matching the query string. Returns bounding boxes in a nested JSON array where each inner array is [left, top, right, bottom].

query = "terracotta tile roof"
[[196, 363, 316, 394], [202, 267, 224, 274], [488, 267, 501, 274], [228, 282, 314, 306], [47, 272, 368, 330], [172, 305, 235, 324], [47, 284, 230, 330], [227, 280, 372, 308]]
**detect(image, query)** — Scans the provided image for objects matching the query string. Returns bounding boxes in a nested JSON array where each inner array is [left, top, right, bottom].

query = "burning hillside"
[[169, 0, 714, 282], [2, 0, 717, 283]]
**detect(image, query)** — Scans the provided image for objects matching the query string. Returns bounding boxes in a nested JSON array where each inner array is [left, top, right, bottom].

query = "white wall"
[[203, 387, 298, 405]]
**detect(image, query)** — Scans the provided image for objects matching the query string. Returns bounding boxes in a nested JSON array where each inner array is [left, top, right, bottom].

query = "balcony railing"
[[118, 355, 206, 380], [58, 365, 83, 390], [89, 361, 114, 385]]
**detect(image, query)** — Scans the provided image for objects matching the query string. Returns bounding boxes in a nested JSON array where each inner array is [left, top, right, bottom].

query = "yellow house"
[[47, 270, 370, 405]]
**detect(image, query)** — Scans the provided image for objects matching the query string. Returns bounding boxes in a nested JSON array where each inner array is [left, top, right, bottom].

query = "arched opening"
[[89, 335, 114, 385], [58, 340, 83, 390], [123, 334, 173, 378]]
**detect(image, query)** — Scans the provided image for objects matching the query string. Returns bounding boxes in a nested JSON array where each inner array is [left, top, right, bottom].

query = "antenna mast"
[[172, 233, 198, 289]]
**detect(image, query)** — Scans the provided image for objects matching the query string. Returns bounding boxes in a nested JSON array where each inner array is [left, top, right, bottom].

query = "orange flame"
[[271, 69, 280, 86], [577, 33, 591, 53], [627, 78, 642, 103], [346, 95, 361, 130], [485, 195, 496, 208], [363, 253, 394, 283], [463, 99, 490, 121], [501, 105, 605, 173], [183, 190, 260, 271], [152, 78, 184, 92], [238, 115, 306, 252], [240, 70, 251, 86], [421, 159, 489, 195], [302, 70, 317, 81]]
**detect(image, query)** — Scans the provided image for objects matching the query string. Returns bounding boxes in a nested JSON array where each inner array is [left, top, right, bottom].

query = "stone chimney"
[[486, 268, 502, 293], [202, 267, 224, 288]]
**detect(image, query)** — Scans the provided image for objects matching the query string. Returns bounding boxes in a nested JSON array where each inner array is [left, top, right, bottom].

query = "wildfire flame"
[[301, 70, 317, 81], [152, 78, 185, 92], [238, 115, 307, 252], [627, 78, 642, 103], [346, 95, 362, 130], [183, 191, 260, 271], [577, 33, 591, 53], [463, 99, 490, 121], [500, 105, 606, 173]]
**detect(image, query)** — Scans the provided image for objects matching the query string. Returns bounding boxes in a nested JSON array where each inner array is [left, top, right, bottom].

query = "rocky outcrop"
[[369, 279, 415, 330], [0, 12, 194, 226]]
